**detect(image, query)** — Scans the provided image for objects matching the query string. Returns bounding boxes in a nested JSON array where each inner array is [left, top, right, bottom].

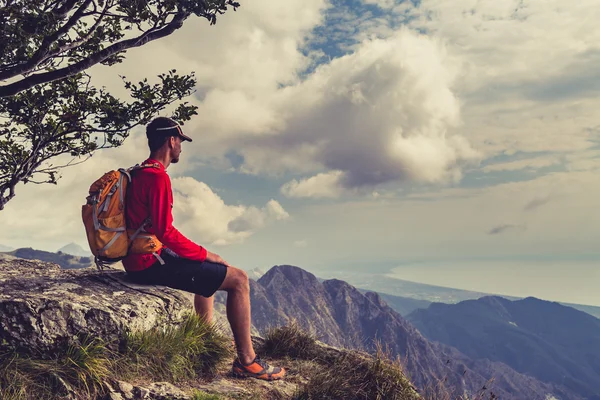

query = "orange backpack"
[[81, 163, 163, 269]]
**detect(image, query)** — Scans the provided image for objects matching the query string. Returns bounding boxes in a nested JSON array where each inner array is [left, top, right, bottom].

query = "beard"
[[171, 157, 179, 163]]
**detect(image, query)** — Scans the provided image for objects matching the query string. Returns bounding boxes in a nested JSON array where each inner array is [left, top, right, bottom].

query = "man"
[[123, 116, 285, 381]]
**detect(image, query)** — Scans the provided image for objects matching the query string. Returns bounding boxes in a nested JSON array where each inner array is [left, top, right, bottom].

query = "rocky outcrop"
[[0, 258, 193, 355]]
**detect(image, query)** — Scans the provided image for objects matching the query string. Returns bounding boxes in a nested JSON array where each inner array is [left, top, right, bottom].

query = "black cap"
[[146, 117, 192, 142]]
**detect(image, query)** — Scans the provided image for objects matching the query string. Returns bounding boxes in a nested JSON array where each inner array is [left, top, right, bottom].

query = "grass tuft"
[[260, 319, 319, 360], [192, 390, 224, 400], [0, 336, 111, 400], [295, 341, 420, 400], [121, 312, 234, 382], [0, 313, 233, 399]]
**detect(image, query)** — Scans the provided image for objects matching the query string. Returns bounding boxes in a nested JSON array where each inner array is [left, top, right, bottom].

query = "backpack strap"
[[126, 162, 165, 265]]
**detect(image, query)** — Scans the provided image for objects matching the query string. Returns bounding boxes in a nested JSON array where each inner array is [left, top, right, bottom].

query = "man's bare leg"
[[217, 266, 256, 365], [194, 294, 214, 324]]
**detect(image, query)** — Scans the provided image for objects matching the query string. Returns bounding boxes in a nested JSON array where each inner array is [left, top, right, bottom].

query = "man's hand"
[[205, 250, 230, 266]]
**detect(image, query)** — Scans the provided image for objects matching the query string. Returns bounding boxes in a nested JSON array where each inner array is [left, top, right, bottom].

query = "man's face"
[[170, 136, 183, 164]]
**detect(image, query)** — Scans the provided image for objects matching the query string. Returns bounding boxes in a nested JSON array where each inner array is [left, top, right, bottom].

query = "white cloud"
[[405, 0, 600, 158], [281, 171, 344, 198], [237, 28, 480, 192], [171, 178, 289, 246]]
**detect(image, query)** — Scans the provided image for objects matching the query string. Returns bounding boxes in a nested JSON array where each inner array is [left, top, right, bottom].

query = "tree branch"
[[52, 0, 82, 18], [49, 3, 109, 59], [0, 11, 187, 97], [0, 0, 94, 80]]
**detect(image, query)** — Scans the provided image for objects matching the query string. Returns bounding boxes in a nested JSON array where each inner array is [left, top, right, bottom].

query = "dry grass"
[[0, 336, 111, 400], [421, 377, 499, 400], [0, 313, 233, 399], [261, 321, 419, 400], [260, 319, 320, 360], [121, 313, 234, 382], [294, 341, 420, 400]]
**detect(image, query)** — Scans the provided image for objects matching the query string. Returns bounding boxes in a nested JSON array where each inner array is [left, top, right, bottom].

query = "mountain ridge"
[[57, 242, 91, 257], [408, 295, 600, 399], [244, 264, 576, 399], [0, 247, 93, 269]]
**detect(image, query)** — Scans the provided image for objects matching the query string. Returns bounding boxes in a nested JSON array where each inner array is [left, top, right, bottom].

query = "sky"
[[1, 0, 600, 306]]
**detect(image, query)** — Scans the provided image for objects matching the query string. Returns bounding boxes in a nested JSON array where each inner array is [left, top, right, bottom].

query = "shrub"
[[0, 336, 111, 399], [121, 313, 233, 381], [295, 342, 420, 400], [0, 313, 233, 399], [260, 319, 319, 360]]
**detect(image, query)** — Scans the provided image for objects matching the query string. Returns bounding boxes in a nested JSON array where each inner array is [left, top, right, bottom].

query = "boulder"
[[0, 258, 194, 355]]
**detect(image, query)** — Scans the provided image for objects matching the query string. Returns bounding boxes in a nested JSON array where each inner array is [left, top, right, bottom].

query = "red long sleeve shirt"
[[122, 158, 207, 272]]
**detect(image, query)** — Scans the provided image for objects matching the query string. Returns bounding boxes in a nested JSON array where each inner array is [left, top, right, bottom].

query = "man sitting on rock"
[[123, 116, 285, 381]]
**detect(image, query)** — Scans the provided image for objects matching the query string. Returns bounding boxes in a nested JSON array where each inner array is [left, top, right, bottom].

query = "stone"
[[117, 380, 134, 399], [0, 258, 194, 355], [196, 378, 250, 396]]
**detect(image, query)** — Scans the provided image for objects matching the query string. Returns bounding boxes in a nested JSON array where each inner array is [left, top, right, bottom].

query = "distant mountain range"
[[339, 272, 600, 319], [237, 265, 580, 399], [408, 296, 600, 399], [0, 247, 93, 269], [357, 289, 432, 316], [57, 242, 91, 257], [0, 244, 14, 252]]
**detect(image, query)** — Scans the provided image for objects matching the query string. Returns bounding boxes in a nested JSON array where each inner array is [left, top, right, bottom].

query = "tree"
[[0, 0, 240, 210]]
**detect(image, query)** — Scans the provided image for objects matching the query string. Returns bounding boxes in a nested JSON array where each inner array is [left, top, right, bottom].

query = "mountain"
[[330, 271, 503, 303], [246, 267, 267, 280], [407, 296, 600, 399], [335, 271, 600, 319], [358, 289, 431, 316], [57, 242, 91, 257], [243, 265, 575, 399], [3, 247, 93, 269], [559, 302, 600, 319]]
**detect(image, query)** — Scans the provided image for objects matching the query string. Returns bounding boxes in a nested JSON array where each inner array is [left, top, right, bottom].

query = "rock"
[[116, 381, 134, 399], [197, 379, 250, 396], [0, 258, 194, 355], [143, 382, 190, 399]]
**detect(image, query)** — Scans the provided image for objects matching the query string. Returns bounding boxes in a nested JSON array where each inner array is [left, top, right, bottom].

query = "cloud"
[[523, 196, 553, 212], [172, 177, 289, 246], [404, 0, 600, 159], [239, 28, 480, 195], [281, 171, 344, 198], [488, 224, 525, 235]]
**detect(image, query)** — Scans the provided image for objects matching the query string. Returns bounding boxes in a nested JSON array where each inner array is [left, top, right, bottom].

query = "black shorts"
[[126, 251, 228, 297]]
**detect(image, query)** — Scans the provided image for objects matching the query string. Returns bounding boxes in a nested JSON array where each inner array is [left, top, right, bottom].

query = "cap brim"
[[176, 126, 193, 142]]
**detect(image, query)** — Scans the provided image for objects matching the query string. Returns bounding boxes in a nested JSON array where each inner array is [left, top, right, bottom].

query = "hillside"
[[408, 296, 600, 399], [367, 290, 432, 316], [238, 265, 575, 400], [0, 247, 93, 269], [57, 242, 91, 257]]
